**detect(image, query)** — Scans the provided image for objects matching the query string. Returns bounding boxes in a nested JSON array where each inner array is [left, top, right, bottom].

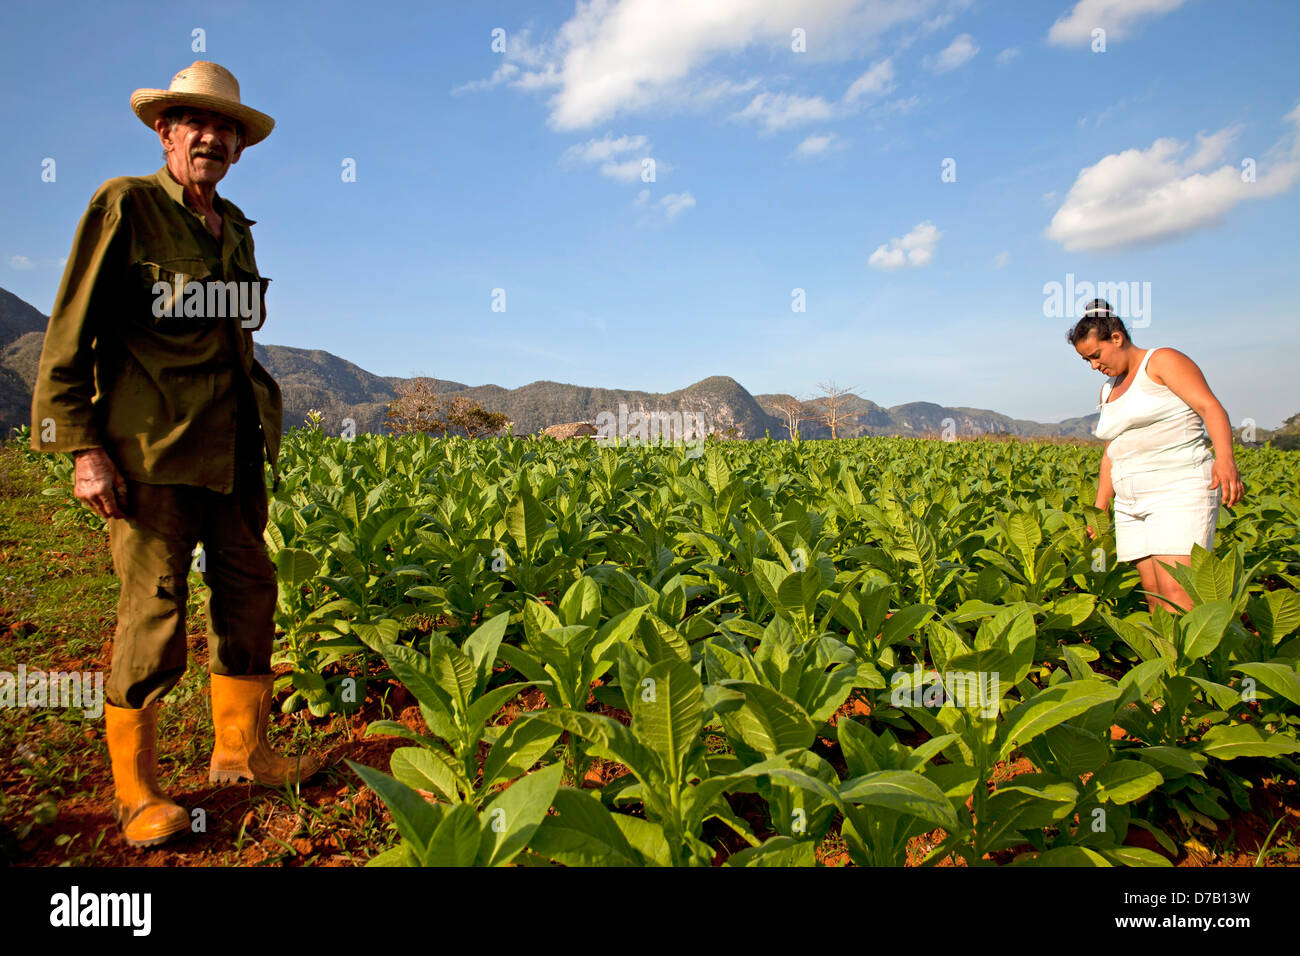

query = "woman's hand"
[[1087, 497, 1110, 540], [1209, 456, 1245, 508]]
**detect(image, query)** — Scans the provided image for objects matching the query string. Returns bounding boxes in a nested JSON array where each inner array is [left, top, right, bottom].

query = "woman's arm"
[[1088, 444, 1113, 540], [1096, 445, 1114, 509], [1147, 349, 1245, 507]]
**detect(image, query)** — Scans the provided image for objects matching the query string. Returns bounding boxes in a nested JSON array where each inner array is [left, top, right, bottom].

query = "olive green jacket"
[[30, 167, 282, 493]]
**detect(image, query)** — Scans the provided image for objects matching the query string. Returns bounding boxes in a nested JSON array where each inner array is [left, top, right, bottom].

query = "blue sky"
[[3, 0, 1298, 428]]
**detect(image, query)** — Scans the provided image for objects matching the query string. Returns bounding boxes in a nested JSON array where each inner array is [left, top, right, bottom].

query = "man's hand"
[[74, 448, 128, 520]]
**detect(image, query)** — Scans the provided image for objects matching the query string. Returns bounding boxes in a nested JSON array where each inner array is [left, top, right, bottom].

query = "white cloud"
[[563, 133, 650, 164], [923, 33, 978, 73], [794, 132, 843, 158], [597, 158, 650, 183], [732, 91, 836, 132], [844, 59, 895, 104], [735, 56, 898, 132], [8, 255, 34, 270], [992, 251, 1010, 268], [1047, 0, 1187, 46], [1045, 108, 1300, 251], [451, 61, 521, 95], [872, 95, 921, 117], [456, 1, 938, 130], [660, 192, 696, 219], [868, 221, 941, 270], [995, 47, 1019, 65], [562, 132, 671, 183]]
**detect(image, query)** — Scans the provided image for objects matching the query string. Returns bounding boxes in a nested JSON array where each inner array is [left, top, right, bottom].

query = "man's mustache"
[[191, 148, 226, 162]]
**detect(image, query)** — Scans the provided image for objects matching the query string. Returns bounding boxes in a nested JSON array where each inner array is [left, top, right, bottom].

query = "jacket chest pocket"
[[137, 257, 222, 333], [136, 257, 267, 333]]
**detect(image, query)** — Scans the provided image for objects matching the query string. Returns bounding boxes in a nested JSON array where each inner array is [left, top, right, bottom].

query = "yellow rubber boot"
[[104, 702, 191, 847], [208, 674, 321, 786]]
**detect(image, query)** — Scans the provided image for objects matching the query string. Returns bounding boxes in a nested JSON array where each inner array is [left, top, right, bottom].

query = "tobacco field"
[[33, 429, 1300, 865]]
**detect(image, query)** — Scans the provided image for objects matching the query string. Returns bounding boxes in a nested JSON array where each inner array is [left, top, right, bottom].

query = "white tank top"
[[1094, 347, 1213, 477]]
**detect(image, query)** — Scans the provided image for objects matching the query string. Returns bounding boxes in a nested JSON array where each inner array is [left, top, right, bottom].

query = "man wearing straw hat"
[[30, 61, 320, 849]]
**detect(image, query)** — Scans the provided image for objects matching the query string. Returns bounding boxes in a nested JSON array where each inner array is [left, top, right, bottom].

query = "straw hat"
[[130, 61, 274, 146]]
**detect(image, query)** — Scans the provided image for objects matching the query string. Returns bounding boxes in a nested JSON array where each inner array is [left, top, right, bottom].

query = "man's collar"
[[153, 166, 253, 224]]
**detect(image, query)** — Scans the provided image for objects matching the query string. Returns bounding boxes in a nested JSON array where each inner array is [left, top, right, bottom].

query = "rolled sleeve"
[[30, 197, 125, 454]]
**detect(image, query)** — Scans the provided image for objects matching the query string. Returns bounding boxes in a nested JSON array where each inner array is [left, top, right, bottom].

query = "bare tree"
[[770, 395, 813, 440], [386, 379, 511, 438], [813, 380, 859, 439], [385, 378, 449, 436]]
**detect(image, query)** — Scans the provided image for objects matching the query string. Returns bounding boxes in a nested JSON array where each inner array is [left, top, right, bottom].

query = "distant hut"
[[541, 421, 599, 439]]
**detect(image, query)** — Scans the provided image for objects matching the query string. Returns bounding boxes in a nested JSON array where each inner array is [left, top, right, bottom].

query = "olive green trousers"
[[105, 413, 277, 709]]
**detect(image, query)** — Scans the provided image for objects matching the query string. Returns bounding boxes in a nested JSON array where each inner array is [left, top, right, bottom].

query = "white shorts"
[[1112, 459, 1220, 563]]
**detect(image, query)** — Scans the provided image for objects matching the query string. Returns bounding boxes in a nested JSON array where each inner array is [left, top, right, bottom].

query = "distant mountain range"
[[0, 285, 1117, 442]]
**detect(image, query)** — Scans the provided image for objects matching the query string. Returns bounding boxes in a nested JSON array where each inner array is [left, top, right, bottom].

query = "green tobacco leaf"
[[984, 780, 1078, 839], [1190, 549, 1234, 602], [430, 643, 478, 714], [1093, 760, 1163, 805], [426, 802, 483, 867], [777, 566, 826, 630], [1248, 589, 1300, 644], [1198, 723, 1300, 760], [363, 720, 439, 749], [477, 763, 563, 866], [1043, 593, 1097, 629], [378, 645, 457, 739], [1006, 511, 1043, 569], [1010, 846, 1110, 867], [1044, 724, 1110, 779], [390, 746, 461, 802], [881, 604, 935, 648], [1095, 846, 1173, 867], [1179, 600, 1234, 662], [364, 844, 417, 867], [632, 659, 704, 786], [530, 709, 658, 783], [481, 717, 563, 791], [725, 836, 816, 867], [349, 618, 401, 652], [347, 760, 436, 863], [1232, 661, 1300, 706], [999, 680, 1121, 760], [506, 485, 547, 561], [560, 576, 602, 629], [529, 787, 640, 867], [836, 769, 960, 831], [464, 611, 511, 682], [723, 682, 815, 757], [613, 814, 672, 867], [1134, 745, 1206, 779], [275, 548, 320, 589]]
